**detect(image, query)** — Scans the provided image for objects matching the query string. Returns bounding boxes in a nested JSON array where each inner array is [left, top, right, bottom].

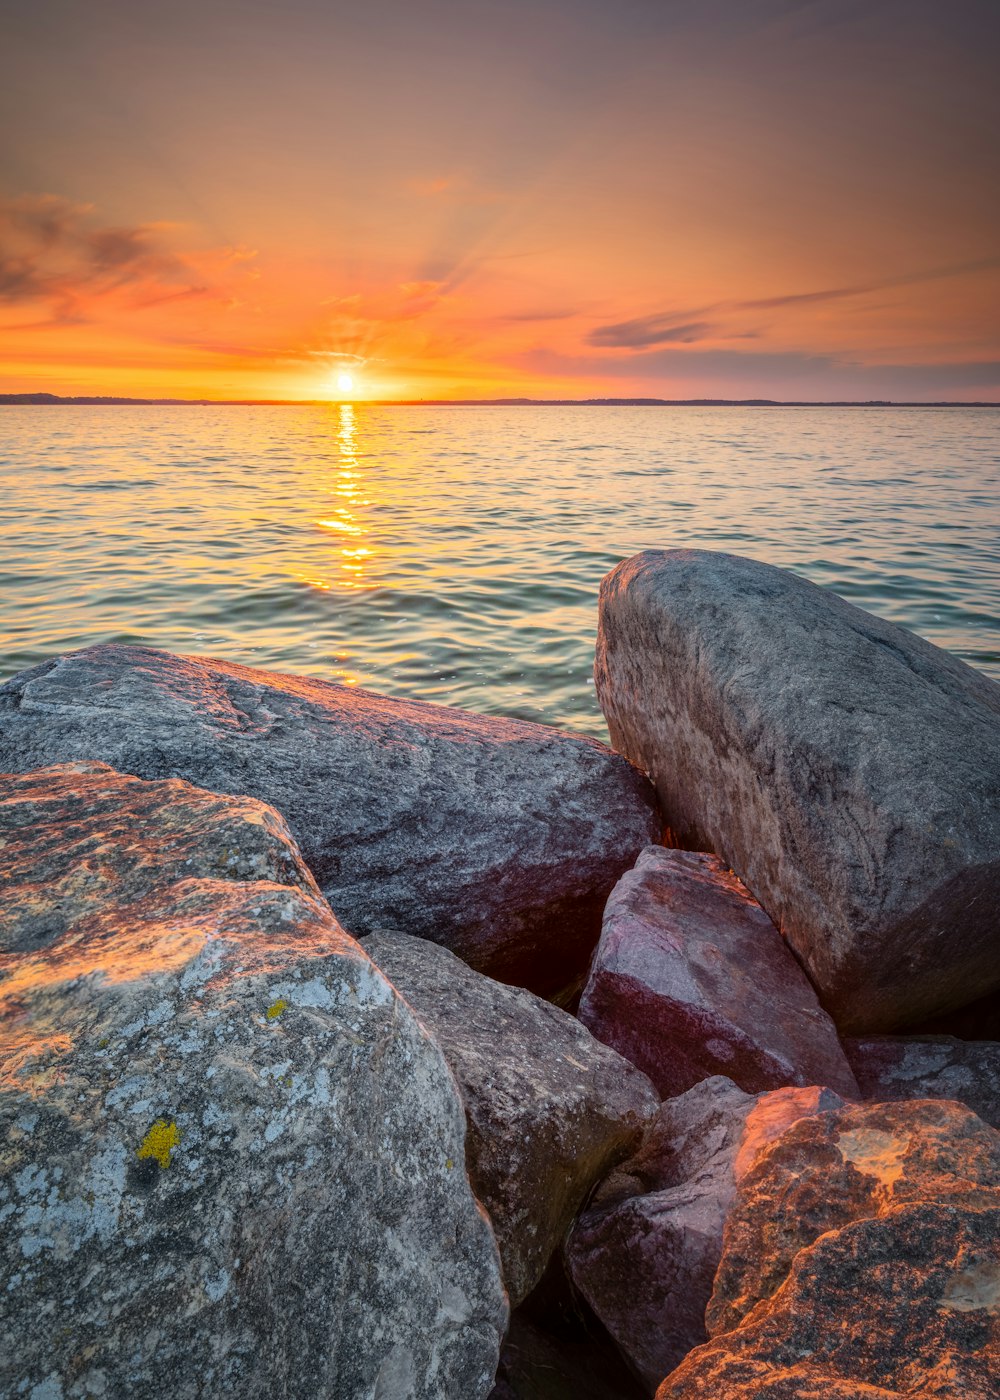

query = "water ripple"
[[1, 403, 997, 739]]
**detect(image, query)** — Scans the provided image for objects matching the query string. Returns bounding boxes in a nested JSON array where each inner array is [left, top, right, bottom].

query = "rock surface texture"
[[577, 846, 858, 1099], [566, 1077, 845, 1390], [845, 1034, 1000, 1130], [595, 548, 1000, 1032], [0, 644, 661, 995], [657, 1099, 1000, 1399], [362, 929, 660, 1306], [0, 763, 507, 1400]]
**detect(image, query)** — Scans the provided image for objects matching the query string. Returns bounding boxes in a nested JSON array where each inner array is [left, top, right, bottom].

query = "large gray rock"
[[362, 929, 660, 1306], [0, 644, 661, 997], [566, 1077, 845, 1390], [0, 762, 507, 1400], [595, 548, 1000, 1033], [845, 1034, 1000, 1129], [577, 846, 858, 1099]]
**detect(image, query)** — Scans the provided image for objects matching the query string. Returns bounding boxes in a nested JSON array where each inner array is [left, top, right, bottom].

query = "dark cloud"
[[589, 257, 1000, 352], [587, 317, 717, 348], [0, 195, 207, 319]]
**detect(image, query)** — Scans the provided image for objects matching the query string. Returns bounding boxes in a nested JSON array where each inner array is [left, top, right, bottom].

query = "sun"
[[336, 370, 355, 397]]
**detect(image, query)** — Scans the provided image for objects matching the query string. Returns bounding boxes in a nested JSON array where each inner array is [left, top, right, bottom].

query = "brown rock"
[[577, 846, 858, 1099], [657, 1201, 1000, 1400], [362, 929, 660, 1306], [706, 1097, 1000, 1338], [595, 548, 1000, 1032], [565, 1077, 845, 1390]]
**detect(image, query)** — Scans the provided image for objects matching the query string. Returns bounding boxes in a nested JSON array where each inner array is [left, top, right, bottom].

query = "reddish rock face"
[[707, 1098, 1000, 1338], [565, 1078, 845, 1390], [576, 846, 858, 1100], [0, 759, 323, 956], [655, 1099, 1000, 1400], [595, 548, 1000, 1032], [657, 1202, 1000, 1400], [0, 762, 507, 1400]]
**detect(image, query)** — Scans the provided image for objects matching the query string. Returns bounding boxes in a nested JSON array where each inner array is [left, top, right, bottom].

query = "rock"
[[655, 1098, 1000, 1399], [361, 929, 660, 1306], [576, 846, 858, 1099], [0, 644, 661, 997], [844, 1034, 1000, 1129], [0, 762, 507, 1400], [566, 1077, 845, 1390], [595, 548, 1000, 1032], [489, 1314, 645, 1400], [657, 1201, 1000, 1400], [705, 1098, 1000, 1338]]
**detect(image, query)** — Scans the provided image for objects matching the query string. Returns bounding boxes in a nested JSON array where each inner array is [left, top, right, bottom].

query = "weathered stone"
[[705, 1098, 1000, 1338], [577, 846, 858, 1099], [0, 644, 661, 996], [595, 548, 1000, 1032], [362, 929, 660, 1306], [657, 1201, 1000, 1400], [566, 1077, 845, 1390], [0, 762, 507, 1400], [845, 1034, 1000, 1130], [489, 1314, 645, 1400]]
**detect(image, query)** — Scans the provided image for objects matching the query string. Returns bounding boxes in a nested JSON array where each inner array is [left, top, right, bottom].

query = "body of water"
[[1, 404, 997, 739]]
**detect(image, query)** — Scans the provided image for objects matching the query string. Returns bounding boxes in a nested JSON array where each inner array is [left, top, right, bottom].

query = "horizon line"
[[2, 393, 999, 409]]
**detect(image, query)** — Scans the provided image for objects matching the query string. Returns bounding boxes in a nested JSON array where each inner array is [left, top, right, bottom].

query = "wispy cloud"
[[587, 257, 1000, 351], [0, 194, 247, 327], [587, 317, 717, 348]]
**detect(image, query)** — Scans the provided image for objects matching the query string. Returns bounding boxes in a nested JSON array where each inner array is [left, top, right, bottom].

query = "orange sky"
[[2, 0, 998, 401]]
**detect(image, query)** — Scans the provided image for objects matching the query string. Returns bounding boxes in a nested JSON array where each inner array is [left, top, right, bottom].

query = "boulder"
[[0, 644, 661, 997], [0, 762, 507, 1400], [576, 846, 858, 1099], [361, 929, 660, 1306], [566, 1077, 845, 1390], [845, 1034, 1000, 1130], [705, 1097, 1000, 1337], [656, 1098, 1000, 1398], [595, 548, 1000, 1032], [657, 1201, 1000, 1400]]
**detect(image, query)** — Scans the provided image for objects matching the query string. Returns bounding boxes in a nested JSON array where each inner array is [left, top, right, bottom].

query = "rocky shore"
[[1, 548, 998, 1399]]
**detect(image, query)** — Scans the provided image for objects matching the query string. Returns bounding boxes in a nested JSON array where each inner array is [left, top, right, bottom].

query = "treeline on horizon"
[[2, 393, 998, 408]]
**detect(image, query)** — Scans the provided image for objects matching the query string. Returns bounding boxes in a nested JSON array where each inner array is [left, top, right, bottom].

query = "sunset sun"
[[336, 371, 355, 397]]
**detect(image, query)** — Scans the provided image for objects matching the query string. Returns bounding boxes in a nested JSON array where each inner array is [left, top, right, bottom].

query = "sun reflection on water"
[[304, 404, 375, 594]]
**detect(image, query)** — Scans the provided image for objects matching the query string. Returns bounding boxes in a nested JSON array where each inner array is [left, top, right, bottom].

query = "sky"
[[1, 0, 998, 401]]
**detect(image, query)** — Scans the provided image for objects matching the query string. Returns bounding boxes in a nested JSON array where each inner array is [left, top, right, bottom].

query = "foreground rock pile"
[[1, 548, 998, 1399]]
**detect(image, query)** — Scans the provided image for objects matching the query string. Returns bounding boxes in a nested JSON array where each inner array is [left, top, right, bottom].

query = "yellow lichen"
[[137, 1118, 180, 1169], [265, 998, 288, 1021]]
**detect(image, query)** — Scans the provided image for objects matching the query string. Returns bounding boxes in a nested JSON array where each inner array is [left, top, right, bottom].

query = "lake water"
[[1, 404, 997, 739]]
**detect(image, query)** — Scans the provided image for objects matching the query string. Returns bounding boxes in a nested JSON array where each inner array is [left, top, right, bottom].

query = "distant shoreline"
[[1, 393, 998, 408]]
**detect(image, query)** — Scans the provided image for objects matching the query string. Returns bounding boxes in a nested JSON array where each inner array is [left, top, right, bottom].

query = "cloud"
[[588, 257, 1000, 351], [0, 194, 235, 325], [587, 317, 717, 348]]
